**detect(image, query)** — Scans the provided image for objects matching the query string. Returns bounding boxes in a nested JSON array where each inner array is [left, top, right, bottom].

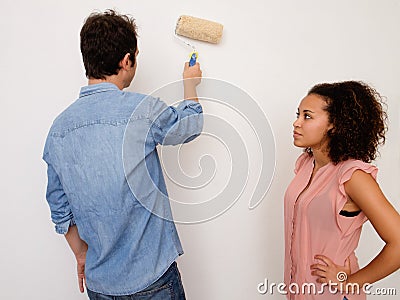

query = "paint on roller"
[[175, 15, 223, 44]]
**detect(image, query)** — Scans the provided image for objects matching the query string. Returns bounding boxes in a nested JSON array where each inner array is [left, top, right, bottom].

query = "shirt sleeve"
[[43, 148, 75, 235], [336, 160, 378, 235], [148, 97, 203, 146]]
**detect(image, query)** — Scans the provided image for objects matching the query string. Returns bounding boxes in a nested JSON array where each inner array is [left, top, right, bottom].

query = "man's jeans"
[[87, 262, 186, 300]]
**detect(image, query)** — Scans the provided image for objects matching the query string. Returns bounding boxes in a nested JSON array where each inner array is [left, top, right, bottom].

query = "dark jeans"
[[87, 262, 186, 300]]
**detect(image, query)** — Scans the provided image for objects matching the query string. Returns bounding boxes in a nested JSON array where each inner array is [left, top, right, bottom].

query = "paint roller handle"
[[189, 51, 198, 67], [189, 53, 197, 67]]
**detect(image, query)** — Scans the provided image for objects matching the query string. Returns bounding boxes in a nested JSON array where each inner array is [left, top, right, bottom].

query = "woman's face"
[[292, 94, 333, 151]]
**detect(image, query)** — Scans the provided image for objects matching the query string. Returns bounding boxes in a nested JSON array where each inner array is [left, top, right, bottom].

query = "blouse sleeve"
[[336, 160, 378, 235]]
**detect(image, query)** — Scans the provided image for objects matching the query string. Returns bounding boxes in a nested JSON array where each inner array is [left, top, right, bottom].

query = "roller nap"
[[176, 15, 223, 44]]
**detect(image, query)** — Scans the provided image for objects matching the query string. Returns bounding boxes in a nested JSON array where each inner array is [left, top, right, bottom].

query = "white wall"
[[1, 0, 399, 299]]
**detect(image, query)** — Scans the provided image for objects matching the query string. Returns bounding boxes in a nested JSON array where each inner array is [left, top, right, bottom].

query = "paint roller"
[[175, 15, 223, 66]]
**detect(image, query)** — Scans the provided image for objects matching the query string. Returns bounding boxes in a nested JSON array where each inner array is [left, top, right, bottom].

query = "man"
[[43, 10, 202, 299]]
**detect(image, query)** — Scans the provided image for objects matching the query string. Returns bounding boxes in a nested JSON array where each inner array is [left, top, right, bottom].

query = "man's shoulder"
[[123, 91, 157, 106], [47, 101, 78, 136], [48, 91, 154, 136]]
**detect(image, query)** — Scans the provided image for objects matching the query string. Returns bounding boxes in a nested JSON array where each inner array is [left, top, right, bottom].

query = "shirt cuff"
[[177, 100, 203, 113], [55, 217, 76, 235]]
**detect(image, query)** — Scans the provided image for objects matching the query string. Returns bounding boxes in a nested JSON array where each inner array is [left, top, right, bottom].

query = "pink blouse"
[[284, 153, 378, 300]]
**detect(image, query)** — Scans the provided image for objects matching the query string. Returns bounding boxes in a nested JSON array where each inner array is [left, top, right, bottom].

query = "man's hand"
[[183, 62, 202, 102], [65, 225, 88, 293], [183, 62, 202, 83], [76, 252, 86, 293]]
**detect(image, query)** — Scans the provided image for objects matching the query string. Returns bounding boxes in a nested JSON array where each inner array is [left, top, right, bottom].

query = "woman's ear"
[[327, 124, 335, 136]]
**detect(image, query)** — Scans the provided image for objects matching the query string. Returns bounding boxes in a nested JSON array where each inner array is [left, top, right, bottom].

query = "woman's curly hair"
[[306, 81, 387, 164]]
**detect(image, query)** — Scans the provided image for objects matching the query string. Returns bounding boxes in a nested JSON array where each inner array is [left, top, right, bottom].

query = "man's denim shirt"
[[43, 83, 203, 295]]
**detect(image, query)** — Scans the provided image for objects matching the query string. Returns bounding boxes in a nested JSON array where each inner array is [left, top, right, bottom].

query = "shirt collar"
[[79, 83, 120, 97]]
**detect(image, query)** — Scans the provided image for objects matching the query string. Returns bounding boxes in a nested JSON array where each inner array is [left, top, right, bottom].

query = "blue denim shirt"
[[43, 83, 203, 295]]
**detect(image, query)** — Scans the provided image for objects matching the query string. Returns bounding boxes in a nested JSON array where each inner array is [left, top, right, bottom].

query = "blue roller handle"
[[189, 52, 197, 66]]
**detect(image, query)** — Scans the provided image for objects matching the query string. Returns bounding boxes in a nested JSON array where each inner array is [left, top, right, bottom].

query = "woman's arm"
[[311, 170, 400, 290], [344, 170, 400, 284]]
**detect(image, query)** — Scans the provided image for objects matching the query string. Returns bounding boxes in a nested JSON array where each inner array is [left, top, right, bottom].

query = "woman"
[[284, 81, 400, 299]]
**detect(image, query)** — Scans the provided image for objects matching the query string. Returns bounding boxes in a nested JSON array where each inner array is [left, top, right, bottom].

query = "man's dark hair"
[[80, 10, 138, 79]]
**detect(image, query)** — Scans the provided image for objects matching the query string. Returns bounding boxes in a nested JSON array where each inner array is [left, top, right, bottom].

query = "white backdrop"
[[1, 0, 399, 299]]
